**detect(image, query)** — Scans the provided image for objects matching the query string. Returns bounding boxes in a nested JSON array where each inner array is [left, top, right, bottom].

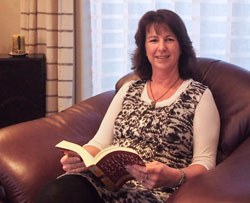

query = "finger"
[[128, 165, 147, 174], [126, 165, 148, 183], [61, 154, 86, 173], [127, 165, 156, 189], [61, 155, 82, 165], [136, 173, 157, 190], [133, 165, 147, 180], [63, 162, 86, 173], [64, 151, 81, 158], [126, 165, 145, 177]]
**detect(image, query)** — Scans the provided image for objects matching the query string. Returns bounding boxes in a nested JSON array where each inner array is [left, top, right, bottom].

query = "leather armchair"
[[0, 58, 249, 203]]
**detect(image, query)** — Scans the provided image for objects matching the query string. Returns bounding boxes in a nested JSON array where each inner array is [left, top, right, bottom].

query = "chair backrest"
[[115, 57, 250, 164]]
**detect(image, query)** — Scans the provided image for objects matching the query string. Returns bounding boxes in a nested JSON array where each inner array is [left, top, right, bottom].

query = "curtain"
[[90, 0, 250, 95], [20, 0, 75, 115], [75, 0, 92, 102]]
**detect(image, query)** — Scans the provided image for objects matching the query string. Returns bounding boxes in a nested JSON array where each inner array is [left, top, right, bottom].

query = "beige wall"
[[0, 0, 20, 54]]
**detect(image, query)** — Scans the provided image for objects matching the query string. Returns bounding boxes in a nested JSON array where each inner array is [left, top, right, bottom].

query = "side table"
[[0, 54, 46, 128]]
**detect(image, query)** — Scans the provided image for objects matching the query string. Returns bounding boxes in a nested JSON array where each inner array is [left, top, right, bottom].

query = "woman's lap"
[[36, 174, 104, 203]]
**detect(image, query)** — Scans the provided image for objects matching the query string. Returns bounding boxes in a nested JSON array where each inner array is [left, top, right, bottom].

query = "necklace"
[[149, 77, 180, 108]]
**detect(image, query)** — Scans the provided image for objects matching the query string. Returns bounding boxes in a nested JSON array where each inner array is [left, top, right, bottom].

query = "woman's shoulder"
[[189, 79, 208, 90], [180, 79, 210, 101], [132, 79, 147, 85], [122, 79, 145, 87], [186, 79, 215, 103], [126, 79, 146, 88], [118, 79, 145, 92]]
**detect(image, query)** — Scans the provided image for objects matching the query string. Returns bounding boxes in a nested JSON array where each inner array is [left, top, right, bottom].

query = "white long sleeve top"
[[87, 79, 220, 170]]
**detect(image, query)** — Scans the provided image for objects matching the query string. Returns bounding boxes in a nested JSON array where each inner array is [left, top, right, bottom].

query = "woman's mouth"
[[156, 55, 169, 59]]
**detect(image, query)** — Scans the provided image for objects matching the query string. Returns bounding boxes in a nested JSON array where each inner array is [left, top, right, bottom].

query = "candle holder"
[[9, 34, 28, 56]]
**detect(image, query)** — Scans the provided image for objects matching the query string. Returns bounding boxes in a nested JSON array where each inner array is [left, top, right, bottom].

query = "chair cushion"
[[195, 58, 250, 163]]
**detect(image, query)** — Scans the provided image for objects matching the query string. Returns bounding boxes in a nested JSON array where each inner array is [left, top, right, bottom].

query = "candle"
[[12, 34, 26, 55]]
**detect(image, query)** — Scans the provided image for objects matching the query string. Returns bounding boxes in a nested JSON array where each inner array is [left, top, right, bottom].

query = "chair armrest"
[[167, 136, 250, 203], [0, 90, 115, 203]]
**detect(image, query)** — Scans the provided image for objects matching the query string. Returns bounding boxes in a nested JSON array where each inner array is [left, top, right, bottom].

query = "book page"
[[55, 140, 94, 167], [93, 146, 140, 163]]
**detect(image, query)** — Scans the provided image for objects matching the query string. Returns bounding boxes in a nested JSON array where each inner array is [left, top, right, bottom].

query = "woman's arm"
[[85, 81, 132, 149], [60, 81, 133, 173], [126, 161, 207, 189], [192, 88, 220, 170]]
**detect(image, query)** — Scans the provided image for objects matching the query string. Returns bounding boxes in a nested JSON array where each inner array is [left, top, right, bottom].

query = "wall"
[[0, 0, 20, 54]]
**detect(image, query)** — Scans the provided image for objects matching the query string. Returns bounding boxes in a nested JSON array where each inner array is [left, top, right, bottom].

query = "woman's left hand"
[[126, 161, 179, 189]]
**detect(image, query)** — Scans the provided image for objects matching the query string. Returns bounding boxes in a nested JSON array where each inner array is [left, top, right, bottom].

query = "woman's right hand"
[[60, 152, 87, 173]]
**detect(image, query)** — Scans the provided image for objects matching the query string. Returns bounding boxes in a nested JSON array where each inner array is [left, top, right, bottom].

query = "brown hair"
[[131, 9, 196, 80]]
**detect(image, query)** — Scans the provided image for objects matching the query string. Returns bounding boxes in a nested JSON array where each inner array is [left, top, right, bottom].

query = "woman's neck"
[[151, 69, 180, 86]]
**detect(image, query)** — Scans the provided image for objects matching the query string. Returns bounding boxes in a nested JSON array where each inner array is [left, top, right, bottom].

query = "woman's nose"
[[158, 40, 167, 52]]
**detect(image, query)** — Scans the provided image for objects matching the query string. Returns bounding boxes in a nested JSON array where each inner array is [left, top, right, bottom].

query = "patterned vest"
[[112, 80, 207, 168]]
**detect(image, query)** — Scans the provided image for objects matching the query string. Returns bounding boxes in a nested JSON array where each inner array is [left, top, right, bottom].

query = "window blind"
[[90, 0, 250, 95]]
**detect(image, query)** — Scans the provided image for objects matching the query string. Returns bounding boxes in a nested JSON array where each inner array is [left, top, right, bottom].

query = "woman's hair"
[[131, 9, 196, 80]]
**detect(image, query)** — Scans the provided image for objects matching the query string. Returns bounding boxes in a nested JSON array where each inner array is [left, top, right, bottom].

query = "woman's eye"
[[149, 39, 158, 42], [165, 38, 174, 42]]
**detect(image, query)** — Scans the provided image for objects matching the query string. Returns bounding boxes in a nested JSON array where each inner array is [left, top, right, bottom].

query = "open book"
[[55, 140, 145, 191]]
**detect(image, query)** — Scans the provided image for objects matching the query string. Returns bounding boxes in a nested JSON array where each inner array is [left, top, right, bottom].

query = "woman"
[[37, 9, 220, 202]]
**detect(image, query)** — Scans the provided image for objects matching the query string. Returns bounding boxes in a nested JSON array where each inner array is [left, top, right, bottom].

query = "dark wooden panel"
[[0, 54, 46, 128]]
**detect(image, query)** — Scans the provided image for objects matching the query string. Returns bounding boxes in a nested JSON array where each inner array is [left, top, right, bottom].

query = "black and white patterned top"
[[81, 79, 208, 203], [113, 80, 207, 168]]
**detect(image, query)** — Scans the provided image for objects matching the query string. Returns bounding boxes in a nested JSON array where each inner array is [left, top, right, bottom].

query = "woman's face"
[[145, 24, 181, 74]]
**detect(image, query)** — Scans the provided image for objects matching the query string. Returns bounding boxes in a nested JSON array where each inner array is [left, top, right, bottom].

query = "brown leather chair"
[[0, 58, 249, 203]]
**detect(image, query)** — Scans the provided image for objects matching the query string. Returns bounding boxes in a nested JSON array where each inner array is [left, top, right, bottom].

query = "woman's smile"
[[155, 55, 170, 59]]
